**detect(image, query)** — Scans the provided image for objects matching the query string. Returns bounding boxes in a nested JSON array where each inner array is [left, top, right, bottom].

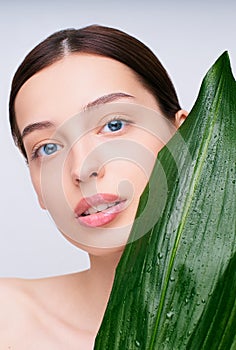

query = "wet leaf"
[[94, 52, 236, 349]]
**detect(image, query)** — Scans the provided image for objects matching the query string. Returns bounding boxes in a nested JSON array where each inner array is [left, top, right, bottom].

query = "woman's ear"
[[175, 109, 188, 128]]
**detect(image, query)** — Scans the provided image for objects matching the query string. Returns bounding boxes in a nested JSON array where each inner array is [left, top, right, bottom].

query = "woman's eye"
[[101, 119, 127, 133], [43, 143, 61, 155], [39, 143, 62, 156], [32, 143, 62, 160]]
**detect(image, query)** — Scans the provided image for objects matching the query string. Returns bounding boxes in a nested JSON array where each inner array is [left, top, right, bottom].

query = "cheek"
[[144, 134, 166, 157], [29, 165, 46, 209], [105, 160, 153, 203], [121, 136, 165, 201], [121, 162, 149, 193]]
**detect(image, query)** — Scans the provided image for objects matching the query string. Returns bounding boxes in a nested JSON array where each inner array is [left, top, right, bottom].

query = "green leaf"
[[94, 52, 236, 349]]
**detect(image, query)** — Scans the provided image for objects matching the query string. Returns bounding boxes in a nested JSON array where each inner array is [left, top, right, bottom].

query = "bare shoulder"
[[0, 276, 68, 346], [0, 272, 86, 320], [0, 277, 32, 314], [0, 274, 74, 319], [0, 273, 94, 348], [0, 278, 37, 344]]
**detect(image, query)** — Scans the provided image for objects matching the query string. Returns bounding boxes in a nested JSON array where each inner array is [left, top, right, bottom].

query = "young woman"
[[1, 25, 187, 348]]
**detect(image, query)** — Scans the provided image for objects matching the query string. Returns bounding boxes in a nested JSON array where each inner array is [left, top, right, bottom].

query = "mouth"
[[74, 193, 127, 228]]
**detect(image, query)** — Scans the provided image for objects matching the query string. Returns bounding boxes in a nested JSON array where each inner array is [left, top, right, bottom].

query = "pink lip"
[[74, 193, 126, 228]]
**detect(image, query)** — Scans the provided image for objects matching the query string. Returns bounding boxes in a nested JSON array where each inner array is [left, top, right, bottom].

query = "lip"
[[74, 193, 127, 228]]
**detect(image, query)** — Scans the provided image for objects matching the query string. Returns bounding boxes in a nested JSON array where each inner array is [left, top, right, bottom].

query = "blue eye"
[[31, 143, 62, 160], [102, 119, 126, 133], [39, 143, 61, 156]]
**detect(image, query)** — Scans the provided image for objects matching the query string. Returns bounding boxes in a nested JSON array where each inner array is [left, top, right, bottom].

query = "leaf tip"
[[210, 50, 234, 80]]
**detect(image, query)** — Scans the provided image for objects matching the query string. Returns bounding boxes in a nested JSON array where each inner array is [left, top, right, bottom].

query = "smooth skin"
[[0, 54, 187, 349]]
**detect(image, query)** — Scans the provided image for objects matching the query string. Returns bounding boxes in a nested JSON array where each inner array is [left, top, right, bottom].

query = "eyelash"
[[30, 116, 132, 161], [99, 116, 132, 134], [30, 143, 62, 161]]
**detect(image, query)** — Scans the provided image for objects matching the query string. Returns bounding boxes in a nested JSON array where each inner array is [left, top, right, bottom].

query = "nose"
[[69, 138, 105, 185]]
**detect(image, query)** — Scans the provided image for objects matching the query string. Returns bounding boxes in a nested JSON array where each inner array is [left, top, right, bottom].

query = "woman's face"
[[15, 54, 182, 255]]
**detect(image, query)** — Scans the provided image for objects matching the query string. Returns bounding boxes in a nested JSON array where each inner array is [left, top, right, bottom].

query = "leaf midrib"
[[149, 76, 223, 349]]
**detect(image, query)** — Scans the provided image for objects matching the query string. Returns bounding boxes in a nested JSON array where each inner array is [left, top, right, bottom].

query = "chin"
[[60, 230, 127, 256], [85, 245, 126, 257]]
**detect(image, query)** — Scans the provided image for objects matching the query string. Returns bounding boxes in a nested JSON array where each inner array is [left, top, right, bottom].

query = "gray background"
[[0, 0, 235, 278]]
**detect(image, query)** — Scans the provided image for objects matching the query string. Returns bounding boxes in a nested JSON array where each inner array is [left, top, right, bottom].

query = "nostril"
[[74, 177, 81, 185], [72, 165, 104, 184]]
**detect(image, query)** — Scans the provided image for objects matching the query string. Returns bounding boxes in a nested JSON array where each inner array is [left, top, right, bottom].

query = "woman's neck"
[[73, 250, 123, 331], [88, 249, 123, 287]]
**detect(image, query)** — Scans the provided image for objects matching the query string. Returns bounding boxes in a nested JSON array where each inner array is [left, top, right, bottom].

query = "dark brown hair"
[[9, 24, 181, 159]]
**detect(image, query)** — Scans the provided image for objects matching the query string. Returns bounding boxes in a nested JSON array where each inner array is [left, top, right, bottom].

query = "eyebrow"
[[21, 92, 134, 139], [83, 92, 134, 111], [21, 121, 55, 140]]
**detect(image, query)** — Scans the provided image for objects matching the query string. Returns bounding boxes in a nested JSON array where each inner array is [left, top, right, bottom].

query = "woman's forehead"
[[15, 54, 160, 134]]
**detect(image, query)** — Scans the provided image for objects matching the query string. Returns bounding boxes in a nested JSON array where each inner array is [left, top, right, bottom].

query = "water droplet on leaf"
[[166, 311, 174, 319]]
